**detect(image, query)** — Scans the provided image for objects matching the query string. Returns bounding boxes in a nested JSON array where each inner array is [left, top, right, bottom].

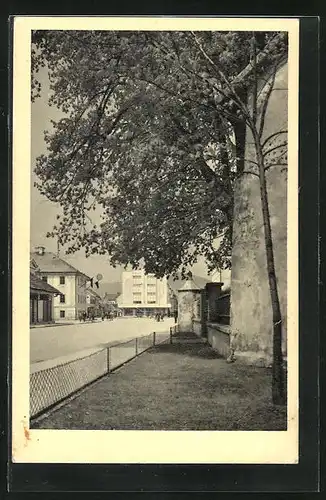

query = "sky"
[[30, 63, 217, 284]]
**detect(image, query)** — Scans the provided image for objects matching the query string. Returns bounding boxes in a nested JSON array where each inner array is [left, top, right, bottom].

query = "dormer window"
[[60, 276, 65, 285]]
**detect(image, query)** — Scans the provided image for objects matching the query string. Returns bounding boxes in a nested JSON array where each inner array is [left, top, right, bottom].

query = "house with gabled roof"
[[31, 246, 91, 320], [30, 258, 61, 324]]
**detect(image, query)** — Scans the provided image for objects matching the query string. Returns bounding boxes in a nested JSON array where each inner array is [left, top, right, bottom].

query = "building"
[[119, 269, 171, 317], [30, 258, 61, 324], [31, 246, 91, 320], [86, 287, 102, 317]]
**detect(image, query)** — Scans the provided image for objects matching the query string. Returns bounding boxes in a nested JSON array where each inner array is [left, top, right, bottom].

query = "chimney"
[[35, 246, 45, 256]]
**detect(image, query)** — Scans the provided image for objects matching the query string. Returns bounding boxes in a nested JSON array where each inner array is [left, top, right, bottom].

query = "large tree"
[[32, 30, 288, 404], [32, 31, 257, 275]]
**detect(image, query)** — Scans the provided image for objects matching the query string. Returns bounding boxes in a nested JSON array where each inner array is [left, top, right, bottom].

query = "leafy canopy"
[[32, 30, 286, 277]]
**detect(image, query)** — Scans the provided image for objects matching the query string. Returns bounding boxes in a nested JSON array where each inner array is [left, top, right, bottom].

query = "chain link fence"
[[108, 338, 137, 371], [30, 330, 171, 419]]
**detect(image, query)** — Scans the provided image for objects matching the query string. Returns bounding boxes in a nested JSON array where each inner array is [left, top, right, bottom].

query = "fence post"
[[135, 337, 138, 356], [170, 327, 173, 344], [153, 331, 156, 346], [107, 347, 110, 373]]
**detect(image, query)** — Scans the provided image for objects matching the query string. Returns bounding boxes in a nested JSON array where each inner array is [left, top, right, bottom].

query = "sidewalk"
[[33, 338, 287, 431]]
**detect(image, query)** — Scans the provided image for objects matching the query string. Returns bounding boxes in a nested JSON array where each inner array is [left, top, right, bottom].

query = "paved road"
[[30, 317, 174, 363]]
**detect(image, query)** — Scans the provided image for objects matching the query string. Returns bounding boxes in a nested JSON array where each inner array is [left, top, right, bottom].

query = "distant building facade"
[[86, 287, 101, 316], [119, 269, 171, 316], [31, 246, 91, 320]]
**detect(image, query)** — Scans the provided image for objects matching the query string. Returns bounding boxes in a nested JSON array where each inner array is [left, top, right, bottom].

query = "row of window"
[[132, 284, 156, 289], [42, 275, 66, 285], [132, 272, 152, 279], [132, 300, 157, 305], [132, 301, 156, 304], [54, 294, 87, 304], [57, 294, 85, 303], [133, 293, 156, 297], [41, 275, 87, 287]]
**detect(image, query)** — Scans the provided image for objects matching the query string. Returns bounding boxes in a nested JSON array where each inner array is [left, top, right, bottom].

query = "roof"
[[103, 292, 120, 301], [97, 281, 122, 298], [86, 287, 101, 298], [178, 278, 201, 292], [31, 251, 90, 279], [30, 273, 61, 295]]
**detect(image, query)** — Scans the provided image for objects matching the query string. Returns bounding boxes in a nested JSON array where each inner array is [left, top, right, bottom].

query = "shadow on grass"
[[150, 342, 225, 359]]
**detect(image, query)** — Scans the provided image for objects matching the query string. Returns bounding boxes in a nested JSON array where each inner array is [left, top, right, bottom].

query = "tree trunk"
[[253, 131, 286, 406]]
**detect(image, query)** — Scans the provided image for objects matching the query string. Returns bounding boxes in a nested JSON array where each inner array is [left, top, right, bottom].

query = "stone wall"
[[230, 61, 288, 366], [207, 323, 231, 359]]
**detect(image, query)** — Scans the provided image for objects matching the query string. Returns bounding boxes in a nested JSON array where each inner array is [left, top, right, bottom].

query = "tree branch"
[[190, 31, 250, 120], [264, 163, 287, 171], [262, 130, 288, 148], [263, 141, 287, 157]]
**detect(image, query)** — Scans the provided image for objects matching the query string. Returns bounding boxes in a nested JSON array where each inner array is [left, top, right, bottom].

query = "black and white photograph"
[[11, 17, 299, 465]]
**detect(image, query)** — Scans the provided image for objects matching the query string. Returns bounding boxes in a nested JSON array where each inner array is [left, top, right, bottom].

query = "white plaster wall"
[[230, 62, 288, 362]]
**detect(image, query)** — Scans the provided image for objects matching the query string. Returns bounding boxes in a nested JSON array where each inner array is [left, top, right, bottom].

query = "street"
[[30, 317, 174, 363]]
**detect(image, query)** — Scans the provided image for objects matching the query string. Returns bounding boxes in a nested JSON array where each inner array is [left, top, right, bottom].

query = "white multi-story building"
[[118, 269, 171, 316], [31, 246, 90, 320]]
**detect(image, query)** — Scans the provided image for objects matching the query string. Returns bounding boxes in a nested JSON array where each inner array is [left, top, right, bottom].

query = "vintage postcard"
[[12, 16, 299, 464]]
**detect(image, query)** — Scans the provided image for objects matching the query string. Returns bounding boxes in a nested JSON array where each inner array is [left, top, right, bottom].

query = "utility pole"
[[57, 237, 60, 258]]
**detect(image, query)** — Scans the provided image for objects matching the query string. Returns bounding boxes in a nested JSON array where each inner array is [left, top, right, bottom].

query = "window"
[[147, 283, 156, 287], [148, 300, 156, 304], [60, 294, 65, 303], [60, 310, 65, 318], [42, 276, 47, 282], [133, 283, 142, 288], [133, 300, 142, 304], [147, 292, 156, 296], [60, 276, 65, 285]]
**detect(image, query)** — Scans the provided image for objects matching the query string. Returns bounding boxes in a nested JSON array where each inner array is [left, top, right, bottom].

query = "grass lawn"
[[33, 342, 287, 430]]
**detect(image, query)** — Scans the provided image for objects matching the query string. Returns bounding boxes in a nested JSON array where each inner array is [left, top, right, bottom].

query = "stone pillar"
[[201, 288, 208, 337], [205, 282, 224, 323], [177, 278, 201, 333]]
